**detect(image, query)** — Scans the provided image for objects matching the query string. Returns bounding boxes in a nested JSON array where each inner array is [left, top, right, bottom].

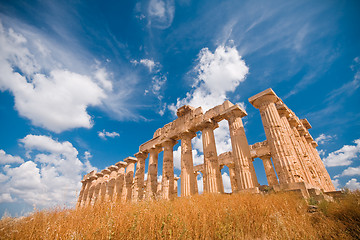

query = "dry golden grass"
[[1, 191, 359, 239]]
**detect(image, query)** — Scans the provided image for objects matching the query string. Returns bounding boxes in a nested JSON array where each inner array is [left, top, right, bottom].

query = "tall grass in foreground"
[[1, 191, 359, 239]]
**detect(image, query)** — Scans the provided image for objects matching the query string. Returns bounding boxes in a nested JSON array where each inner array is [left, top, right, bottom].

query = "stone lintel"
[[218, 151, 233, 166], [124, 156, 138, 164], [177, 105, 196, 117], [108, 165, 118, 171], [193, 164, 204, 173], [300, 119, 312, 129], [248, 88, 279, 107], [115, 161, 127, 168], [304, 133, 314, 142], [249, 140, 270, 158]]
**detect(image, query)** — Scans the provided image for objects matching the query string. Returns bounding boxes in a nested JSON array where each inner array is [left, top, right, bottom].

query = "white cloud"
[[323, 138, 360, 167], [332, 179, 340, 190], [339, 166, 360, 177], [222, 172, 232, 193], [197, 173, 203, 193], [170, 45, 248, 113], [315, 134, 334, 145], [98, 129, 120, 140], [140, 59, 156, 72], [345, 178, 360, 190], [0, 135, 96, 210], [0, 21, 111, 133], [0, 150, 24, 164], [148, 0, 175, 29]]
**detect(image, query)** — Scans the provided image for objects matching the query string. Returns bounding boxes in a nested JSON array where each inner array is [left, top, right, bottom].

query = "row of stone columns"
[[249, 89, 335, 192]]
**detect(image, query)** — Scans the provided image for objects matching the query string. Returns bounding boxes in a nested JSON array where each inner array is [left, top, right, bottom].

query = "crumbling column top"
[[108, 165, 118, 171], [248, 88, 280, 108], [101, 168, 111, 175], [223, 105, 247, 119], [124, 156, 137, 164], [300, 119, 312, 129], [95, 172, 104, 178], [134, 151, 148, 159], [115, 161, 127, 168]]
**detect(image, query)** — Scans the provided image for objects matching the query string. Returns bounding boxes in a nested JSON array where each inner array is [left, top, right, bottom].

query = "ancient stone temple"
[[76, 88, 336, 208]]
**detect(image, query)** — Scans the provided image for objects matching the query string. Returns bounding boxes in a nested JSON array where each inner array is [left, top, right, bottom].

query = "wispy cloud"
[[98, 129, 120, 140], [147, 0, 175, 29], [323, 138, 360, 167]]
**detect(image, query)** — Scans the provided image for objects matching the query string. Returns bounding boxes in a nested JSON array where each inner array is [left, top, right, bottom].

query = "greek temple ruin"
[[76, 88, 336, 208]]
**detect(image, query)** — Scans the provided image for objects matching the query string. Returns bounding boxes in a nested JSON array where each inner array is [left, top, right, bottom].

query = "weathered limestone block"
[[122, 157, 137, 202], [161, 139, 177, 200], [249, 88, 302, 184], [114, 161, 127, 202], [224, 105, 257, 191], [133, 151, 147, 201], [201, 120, 223, 194], [180, 131, 197, 197], [145, 146, 162, 200]]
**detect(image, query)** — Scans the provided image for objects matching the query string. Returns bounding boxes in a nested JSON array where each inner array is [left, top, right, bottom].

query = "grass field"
[[1, 191, 359, 239]]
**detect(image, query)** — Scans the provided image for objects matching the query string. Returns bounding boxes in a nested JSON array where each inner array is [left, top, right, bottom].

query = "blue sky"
[[0, 0, 359, 217]]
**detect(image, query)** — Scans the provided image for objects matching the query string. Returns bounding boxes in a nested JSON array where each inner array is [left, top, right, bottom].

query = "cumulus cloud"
[[98, 129, 120, 140], [170, 45, 248, 112], [345, 178, 360, 190], [0, 21, 111, 133], [315, 134, 334, 145], [332, 179, 340, 190], [0, 150, 24, 164], [323, 138, 360, 167], [222, 172, 232, 193], [148, 0, 175, 29], [337, 166, 360, 177], [0, 135, 96, 212]]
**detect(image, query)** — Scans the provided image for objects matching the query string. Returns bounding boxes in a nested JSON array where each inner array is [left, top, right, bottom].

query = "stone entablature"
[[77, 88, 335, 207]]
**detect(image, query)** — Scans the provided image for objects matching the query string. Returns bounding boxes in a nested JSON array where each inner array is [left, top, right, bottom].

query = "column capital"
[[276, 104, 291, 117], [101, 168, 111, 175], [108, 165, 118, 171], [95, 172, 104, 178], [200, 119, 219, 130], [88, 175, 97, 181], [300, 119, 312, 129], [162, 138, 178, 148], [148, 145, 162, 154], [248, 88, 279, 109], [124, 156, 138, 164], [134, 151, 148, 160], [115, 161, 127, 168], [179, 130, 197, 140], [223, 105, 247, 120], [311, 141, 318, 148]]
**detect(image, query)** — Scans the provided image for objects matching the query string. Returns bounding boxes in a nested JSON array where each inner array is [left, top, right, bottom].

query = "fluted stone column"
[[278, 108, 307, 182], [161, 139, 177, 200], [224, 108, 258, 191], [114, 161, 127, 202], [145, 146, 162, 200], [122, 157, 137, 202], [106, 165, 118, 202], [84, 174, 97, 207], [202, 120, 223, 194], [227, 163, 237, 193], [180, 131, 197, 197], [80, 176, 92, 207], [173, 177, 180, 198], [133, 151, 148, 201], [260, 155, 278, 186], [76, 175, 88, 208], [99, 169, 111, 203], [310, 141, 335, 191], [92, 172, 104, 205], [249, 89, 302, 184]]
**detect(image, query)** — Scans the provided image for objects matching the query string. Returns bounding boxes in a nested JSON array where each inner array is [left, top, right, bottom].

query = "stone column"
[[227, 163, 237, 193], [180, 131, 197, 197], [76, 175, 88, 208], [224, 107, 258, 191], [92, 172, 104, 205], [194, 171, 199, 194], [260, 155, 278, 186], [161, 139, 177, 200], [114, 161, 127, 202], [173, 177, 180, 198], [145, 146, 162, 200], [277, 107, 306, 182], [133, 151, 148, 201], [249, 89, 302, 184], [106, 165, 119, 202], [122, 157, 137, 202], [84, 174, 98, 207], [99, 168, 111, 202], [79, 176, 92, 207], [310, 141, 335, 191], [202, 120, 223, 194]]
